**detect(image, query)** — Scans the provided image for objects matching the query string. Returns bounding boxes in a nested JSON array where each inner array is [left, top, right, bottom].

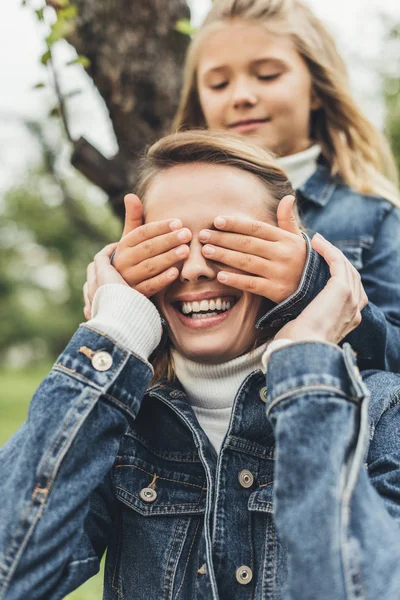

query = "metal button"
[[236, 565, 253, 585], [91, 351, 113, 372], [259, 386, 267, 403], [238, 469, 254, 489], [139, 487, 157, 503]]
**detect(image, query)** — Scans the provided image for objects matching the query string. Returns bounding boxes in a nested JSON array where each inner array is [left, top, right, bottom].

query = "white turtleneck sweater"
[[171, 345, 268, 454], [276, 144, 321, 190]]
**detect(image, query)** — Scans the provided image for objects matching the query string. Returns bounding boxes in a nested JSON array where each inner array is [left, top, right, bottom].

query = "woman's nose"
[[231, 76, 258, 108], [179, 239, 216, 282]]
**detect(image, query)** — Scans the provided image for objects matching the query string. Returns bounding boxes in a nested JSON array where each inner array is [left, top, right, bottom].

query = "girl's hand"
[[83, 193, 192, 319], [275, 234, 368, 344], [199, 195, 307, 304]]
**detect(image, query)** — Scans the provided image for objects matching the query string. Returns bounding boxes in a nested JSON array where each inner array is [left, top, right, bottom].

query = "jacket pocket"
[[114, 456, 207, 515], [108, 457, 206, 600]]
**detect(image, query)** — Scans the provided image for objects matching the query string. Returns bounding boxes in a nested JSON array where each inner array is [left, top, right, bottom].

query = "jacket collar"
[[298, 161, 340, 207]]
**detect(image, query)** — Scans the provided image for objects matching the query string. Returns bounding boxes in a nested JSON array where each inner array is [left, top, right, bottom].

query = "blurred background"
[[1, 0, 400, 598]]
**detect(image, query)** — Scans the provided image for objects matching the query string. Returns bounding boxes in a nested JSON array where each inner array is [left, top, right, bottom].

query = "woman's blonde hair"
[[136, 129, 295, 381], [173, 0, 400, 207]]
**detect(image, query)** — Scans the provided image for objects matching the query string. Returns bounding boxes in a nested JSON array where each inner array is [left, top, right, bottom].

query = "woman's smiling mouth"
[[170, 294, 240, 328]]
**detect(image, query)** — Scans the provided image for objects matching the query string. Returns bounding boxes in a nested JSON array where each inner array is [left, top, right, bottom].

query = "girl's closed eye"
[[209, 80, 229, 91], [258, 72, 281, 81]]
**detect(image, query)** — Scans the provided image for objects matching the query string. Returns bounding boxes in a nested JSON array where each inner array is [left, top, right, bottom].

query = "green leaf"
[[35, 8, 45, 20], [33, 82, 46, 89], [66, 55, 91, 68], [41, 50, 51, 65], [49, 106, 61, 118], [58, 5, 78, 20], [46, 19, 75, 46], [175, 18, 197, 36]]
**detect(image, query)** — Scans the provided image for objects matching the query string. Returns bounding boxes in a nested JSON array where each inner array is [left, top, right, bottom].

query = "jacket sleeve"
[[265, 342, 400, 600], [344, 205, 400, 372], [0, 325, 153, 600]]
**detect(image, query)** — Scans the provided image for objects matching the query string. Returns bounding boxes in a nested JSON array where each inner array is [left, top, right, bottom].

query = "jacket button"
[[139, 487, 157, 503], [236, 565, 253, 585], [259, 386, 267, 403], [91, 351, 113, 372], [238, 470, 254, 488]]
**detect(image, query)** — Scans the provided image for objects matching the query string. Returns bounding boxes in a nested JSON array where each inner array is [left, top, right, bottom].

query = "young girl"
[[168, 0, 400, 372], [2, 131, 400, 600]]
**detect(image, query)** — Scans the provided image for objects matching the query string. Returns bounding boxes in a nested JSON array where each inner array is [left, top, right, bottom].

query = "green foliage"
[[175, 18, 197, 36], [0, 155, 120, 364], [383, 22, 400, 175]]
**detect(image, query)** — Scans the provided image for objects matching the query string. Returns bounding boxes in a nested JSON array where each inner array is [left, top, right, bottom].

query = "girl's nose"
[[179, 239, 217, 282], [231, 76, 258, 109]]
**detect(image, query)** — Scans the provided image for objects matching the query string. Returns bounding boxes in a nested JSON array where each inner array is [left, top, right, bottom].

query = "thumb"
[[121, 193, 144, 238], [277, 195, 301, 235]]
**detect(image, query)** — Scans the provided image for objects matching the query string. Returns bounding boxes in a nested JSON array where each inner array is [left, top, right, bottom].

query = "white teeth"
[[179, 297, 236, 316], [200, 300, 208, 311], [191, 312, 219, 319], [192, 301, 200, 312]]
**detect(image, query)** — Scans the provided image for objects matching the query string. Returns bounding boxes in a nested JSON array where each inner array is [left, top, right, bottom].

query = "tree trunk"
[[68, 0, 191, 218]]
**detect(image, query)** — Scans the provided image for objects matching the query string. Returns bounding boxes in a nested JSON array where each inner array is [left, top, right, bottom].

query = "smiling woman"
[[2, 130, 400, 600]]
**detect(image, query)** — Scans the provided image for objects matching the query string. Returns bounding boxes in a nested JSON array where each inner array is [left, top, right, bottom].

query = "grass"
[[0, 364, 104, 600]]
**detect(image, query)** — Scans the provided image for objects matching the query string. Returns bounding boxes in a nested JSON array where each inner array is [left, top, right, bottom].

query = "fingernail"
[[176, 245, 188, 257], [218, 272, 228, 282], [215, 216, 226, 228], [199, 230, 210, 242], [203, 244, 215, 255], [314, 232, 324, 240], [170, 219, 182, 230], [167, 268, 177, 279], [177, 228, 189, 241]]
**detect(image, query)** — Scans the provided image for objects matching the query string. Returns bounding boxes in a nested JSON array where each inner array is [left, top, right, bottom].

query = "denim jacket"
[[258, 164, 400, 373], [1, 325, 400, 600]]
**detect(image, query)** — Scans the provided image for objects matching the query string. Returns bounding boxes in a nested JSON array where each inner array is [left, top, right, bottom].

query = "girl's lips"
[[229, 119, 269, 133], [171, 301, 237, 329]]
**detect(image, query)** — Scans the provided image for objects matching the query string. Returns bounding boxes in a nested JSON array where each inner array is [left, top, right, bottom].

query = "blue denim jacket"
[[258, 164, 400, 373], [1, 325, 400, 599]]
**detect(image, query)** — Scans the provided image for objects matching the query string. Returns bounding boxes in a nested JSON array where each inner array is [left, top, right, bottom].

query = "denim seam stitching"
[[173, 517, 201, 600], [115, 464, 207, 489]]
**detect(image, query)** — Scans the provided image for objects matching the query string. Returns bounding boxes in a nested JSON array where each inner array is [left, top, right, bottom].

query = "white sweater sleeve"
[[87, 283, 163, 361]]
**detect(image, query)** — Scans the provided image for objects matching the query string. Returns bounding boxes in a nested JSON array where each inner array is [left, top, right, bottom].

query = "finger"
[[86, 261, 97, 303], [311, 233, 348, 279], [97, 242, 119, 258], [213, 215, 282, 242], [217, 271, 268, 296], [121, 194, 144, 238], [123, 244, 189, 286], [199, 229, 271, 257], [120, 218, 185, 249], [83, 282, 91, 320], [202, 244, 268, 276], [135, 267, 179, 298], [93, 249, 127, 288], [277, 195, 302, 235], [125, 228, 191, 266]]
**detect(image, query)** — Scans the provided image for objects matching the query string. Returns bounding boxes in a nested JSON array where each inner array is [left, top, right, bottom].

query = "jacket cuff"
[[265, 342, 367, 416], [256, 232, 330, 329], [55, 325, 154, 415]]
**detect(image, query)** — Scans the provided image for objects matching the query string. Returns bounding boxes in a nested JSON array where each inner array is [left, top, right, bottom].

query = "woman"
[[168, 0, 400, 372], [1, 131, 400, 600]]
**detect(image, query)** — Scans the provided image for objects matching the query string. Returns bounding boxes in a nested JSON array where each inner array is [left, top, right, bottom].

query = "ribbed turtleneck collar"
[[277, 144, 321, 190], [171, 343, 268, 409]]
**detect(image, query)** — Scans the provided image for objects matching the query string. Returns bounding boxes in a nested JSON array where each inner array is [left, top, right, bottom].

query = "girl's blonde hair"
[[173, 0, 400, 207], [136, 129, 295, 381]]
